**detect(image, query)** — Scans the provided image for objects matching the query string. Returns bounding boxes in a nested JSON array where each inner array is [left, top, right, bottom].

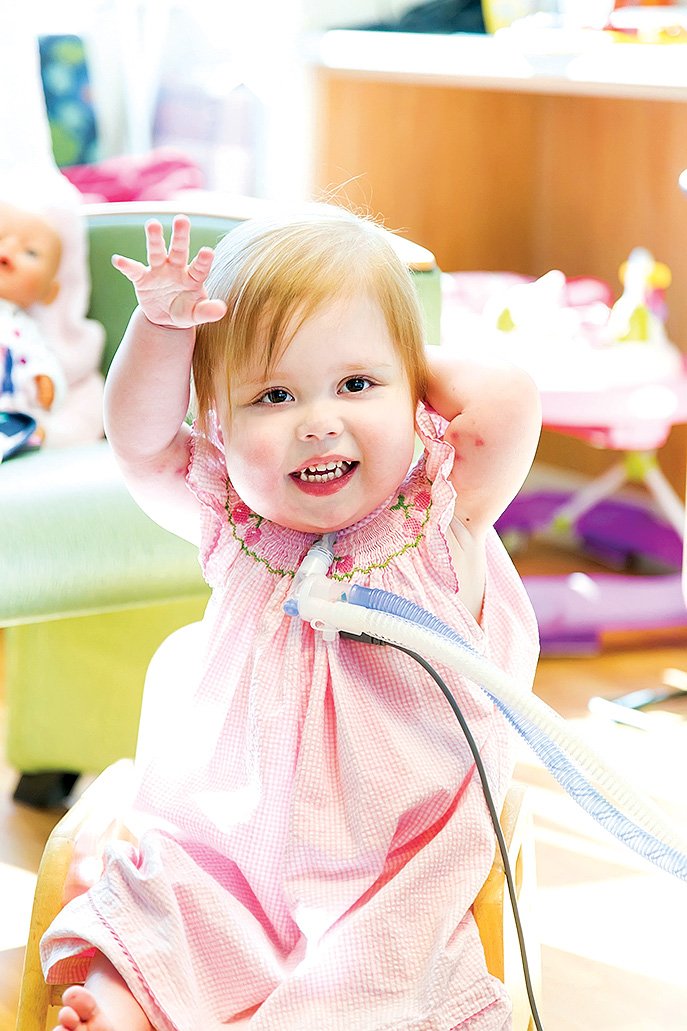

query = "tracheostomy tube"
[[284, 539, 687, 882]]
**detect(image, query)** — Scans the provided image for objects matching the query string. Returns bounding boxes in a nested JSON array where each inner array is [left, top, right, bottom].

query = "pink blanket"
[[63, 148, 205, 204]]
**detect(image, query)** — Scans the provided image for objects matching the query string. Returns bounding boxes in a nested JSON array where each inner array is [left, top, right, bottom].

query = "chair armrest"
[[473, 783, 540, 1031], [473, 783, 528, 981], [0, 441, 206, 625], [16, 760, 136, 1029], [30, 759, 135, 929], [58, 759, 138, 905]]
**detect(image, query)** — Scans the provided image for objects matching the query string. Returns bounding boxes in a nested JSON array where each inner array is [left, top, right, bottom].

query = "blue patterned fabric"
[[38, 35, 98, 167]]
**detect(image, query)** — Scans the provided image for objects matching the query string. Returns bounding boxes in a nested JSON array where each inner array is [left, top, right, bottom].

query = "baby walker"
[[441, 248, 687, 655]]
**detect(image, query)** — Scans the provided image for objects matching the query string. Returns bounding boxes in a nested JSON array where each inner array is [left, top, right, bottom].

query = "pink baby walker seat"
[[440, 251, 687, 654]]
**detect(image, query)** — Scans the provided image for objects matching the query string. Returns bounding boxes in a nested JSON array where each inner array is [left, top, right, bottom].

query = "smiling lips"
[[291, 459, 357, 494]]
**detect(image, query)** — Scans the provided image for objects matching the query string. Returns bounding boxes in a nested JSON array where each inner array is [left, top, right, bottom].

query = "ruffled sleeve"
[[185, 418, 240, 589], [412, 402, 461, 593]]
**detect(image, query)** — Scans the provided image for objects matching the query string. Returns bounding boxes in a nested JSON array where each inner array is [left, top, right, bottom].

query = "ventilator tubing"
[[290, 568, 687, 883]]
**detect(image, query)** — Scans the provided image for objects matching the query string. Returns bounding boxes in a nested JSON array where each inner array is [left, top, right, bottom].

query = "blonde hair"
[[193, 205, 428, 432]]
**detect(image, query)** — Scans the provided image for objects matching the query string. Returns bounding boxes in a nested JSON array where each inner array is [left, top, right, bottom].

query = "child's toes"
[[54, 1005, 82, 1031], [60, 985, 100, 1024]]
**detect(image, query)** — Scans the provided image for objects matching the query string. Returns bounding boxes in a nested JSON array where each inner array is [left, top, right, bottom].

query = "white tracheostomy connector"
[[284, 534, 347, 641]]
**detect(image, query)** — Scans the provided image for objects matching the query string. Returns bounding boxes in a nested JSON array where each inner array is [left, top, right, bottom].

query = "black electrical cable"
[[340, 631, 545, 1031]]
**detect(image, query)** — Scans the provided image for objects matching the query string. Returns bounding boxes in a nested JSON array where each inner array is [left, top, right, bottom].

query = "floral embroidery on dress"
[[223, 477, 433, 580], [225, 493, 296, 577], [330, 485, 433, 581]]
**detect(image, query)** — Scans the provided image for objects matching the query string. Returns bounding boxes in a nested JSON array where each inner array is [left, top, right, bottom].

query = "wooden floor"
[[2, 545, 687, 1030]]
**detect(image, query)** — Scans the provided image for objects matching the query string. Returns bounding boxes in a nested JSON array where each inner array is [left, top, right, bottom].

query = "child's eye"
[[340, 377, 372, 394], [256, 387, 293, 405], [24, 248, 39, 259]]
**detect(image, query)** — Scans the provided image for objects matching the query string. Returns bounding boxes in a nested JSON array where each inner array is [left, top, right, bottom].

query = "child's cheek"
[[239, 440, 267, 466], [365, 408, 415, 459], [233, 432, 281, 484]]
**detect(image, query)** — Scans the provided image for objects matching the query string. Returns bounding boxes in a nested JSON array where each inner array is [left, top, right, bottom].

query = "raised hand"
[[112, 214, 227, 329]]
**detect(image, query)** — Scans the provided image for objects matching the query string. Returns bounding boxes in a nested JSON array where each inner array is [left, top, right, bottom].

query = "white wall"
[[17, 0, 435, 199]]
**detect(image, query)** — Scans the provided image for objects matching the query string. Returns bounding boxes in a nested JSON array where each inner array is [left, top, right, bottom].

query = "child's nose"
[[296, 405, 344, 441]]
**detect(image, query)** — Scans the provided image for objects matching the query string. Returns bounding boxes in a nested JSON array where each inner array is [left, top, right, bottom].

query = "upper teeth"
[[299, 460, 351, 482]]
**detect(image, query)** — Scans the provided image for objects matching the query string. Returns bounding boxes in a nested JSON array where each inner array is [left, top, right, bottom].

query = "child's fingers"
[[145, 219, 169, 268], [187, 247, 215, 284], [111, 254, 148, 282], [166, 214, 192, 268]]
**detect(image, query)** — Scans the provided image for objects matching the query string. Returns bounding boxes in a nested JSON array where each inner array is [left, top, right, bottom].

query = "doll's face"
[[218, 293, 417, 534], [0, 203, 62, 309]]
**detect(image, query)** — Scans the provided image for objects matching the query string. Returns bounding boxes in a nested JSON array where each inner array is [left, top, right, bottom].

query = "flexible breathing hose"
[[344, 584, 687, 881], [287, 559, 687, 882]]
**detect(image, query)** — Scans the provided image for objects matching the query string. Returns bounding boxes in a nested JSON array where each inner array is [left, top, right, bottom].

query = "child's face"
[[219, 294, 417, 534], [0, 203, 61, 309]]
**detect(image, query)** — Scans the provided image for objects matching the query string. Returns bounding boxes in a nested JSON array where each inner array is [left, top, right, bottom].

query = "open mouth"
[[294, 459, 356, 484], [290, 459, 359, 494]]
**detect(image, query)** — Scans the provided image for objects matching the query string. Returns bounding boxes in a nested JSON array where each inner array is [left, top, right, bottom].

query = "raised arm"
[[425, 348, 542, 537], [104, 215, 227, 544]]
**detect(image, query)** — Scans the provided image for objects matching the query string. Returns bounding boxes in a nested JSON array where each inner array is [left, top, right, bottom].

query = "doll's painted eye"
[[24, 248, 40, 259]]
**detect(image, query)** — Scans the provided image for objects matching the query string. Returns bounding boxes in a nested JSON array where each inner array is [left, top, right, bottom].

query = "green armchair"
[[1, 199, 442, 807]]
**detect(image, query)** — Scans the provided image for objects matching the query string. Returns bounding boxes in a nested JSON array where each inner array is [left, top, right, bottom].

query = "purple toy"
[[497, 490, 686, 654]]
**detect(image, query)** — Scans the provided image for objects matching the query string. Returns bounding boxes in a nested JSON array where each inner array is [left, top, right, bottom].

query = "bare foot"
[[52, 954, 153, 1031], [53, 986, 115, 1031]]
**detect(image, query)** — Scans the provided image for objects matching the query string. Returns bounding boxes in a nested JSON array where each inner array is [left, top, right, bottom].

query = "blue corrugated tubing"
[[347, 583, 687, 882]]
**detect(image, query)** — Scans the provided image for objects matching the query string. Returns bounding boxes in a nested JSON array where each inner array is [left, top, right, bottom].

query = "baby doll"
[[0, 201, 66, 449], [42, 207, 541, 1031]]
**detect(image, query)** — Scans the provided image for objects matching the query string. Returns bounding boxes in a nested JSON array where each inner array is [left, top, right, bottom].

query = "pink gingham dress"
[[42, 404, 539, 1031]]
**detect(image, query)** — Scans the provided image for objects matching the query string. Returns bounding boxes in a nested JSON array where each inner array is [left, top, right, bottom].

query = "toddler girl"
[[42, 206, 541, 1031]]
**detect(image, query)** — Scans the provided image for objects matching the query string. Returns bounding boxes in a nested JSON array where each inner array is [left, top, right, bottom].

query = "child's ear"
[[42, 279, 60, 306]]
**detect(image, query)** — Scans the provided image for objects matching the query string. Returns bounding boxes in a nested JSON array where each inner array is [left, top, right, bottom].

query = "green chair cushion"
[[0, 440, 207, 624]]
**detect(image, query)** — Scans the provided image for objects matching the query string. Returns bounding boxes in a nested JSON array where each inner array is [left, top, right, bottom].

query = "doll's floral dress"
[[42, 404, 539, 1031]]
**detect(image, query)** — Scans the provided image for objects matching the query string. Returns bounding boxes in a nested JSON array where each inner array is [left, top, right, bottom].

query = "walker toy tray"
[[497, 490, 686, 654], [497, 489, 682, 571]]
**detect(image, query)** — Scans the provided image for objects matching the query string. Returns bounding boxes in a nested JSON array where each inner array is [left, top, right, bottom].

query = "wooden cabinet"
[[310, 33, 687, 492]]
